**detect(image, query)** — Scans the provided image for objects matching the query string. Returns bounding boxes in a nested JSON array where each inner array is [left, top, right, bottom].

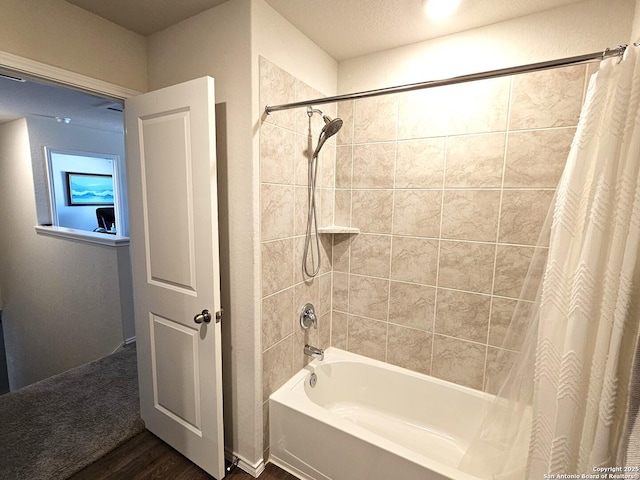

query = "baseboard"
[[225, 448, 265, 478]]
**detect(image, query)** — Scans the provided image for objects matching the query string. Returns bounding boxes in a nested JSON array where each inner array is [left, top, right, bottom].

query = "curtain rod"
[[265, 45, 627, 115]]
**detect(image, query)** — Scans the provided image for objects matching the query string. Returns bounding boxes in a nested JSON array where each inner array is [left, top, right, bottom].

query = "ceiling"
[[65, 0, 584, 61], [0, 73, 123, 133], [0, 0, 585, 132]]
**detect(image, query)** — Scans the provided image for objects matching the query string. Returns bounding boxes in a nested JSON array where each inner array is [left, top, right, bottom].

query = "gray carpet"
[[0, 345, 145, 480]]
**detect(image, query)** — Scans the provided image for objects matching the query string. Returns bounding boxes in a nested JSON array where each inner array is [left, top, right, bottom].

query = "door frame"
[[0, 50, 141, 100]]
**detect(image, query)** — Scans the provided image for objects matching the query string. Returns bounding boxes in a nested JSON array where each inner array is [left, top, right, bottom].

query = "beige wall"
[[0, 0, 146, 92], [633, 0, 640, 41], [338, 0, 634, 94]]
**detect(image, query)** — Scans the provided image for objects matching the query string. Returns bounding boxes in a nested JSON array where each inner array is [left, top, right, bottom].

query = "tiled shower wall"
[[259, 57, 336, 454], [259, 55, 590, 454], [330, 63, 589, 391]]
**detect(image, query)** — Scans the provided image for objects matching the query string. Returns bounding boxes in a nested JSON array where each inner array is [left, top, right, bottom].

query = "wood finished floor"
[[68, 429, 298, 480]]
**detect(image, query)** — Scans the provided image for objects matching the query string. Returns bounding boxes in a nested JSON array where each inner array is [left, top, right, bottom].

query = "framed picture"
[[65, 172, 115, 206]]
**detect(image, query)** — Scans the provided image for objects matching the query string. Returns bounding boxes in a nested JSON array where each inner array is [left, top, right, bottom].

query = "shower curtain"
[[462, 44, 640, 478]]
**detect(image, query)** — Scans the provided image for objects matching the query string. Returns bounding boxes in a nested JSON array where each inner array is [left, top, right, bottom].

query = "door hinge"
[[215, 308, 224, 323]]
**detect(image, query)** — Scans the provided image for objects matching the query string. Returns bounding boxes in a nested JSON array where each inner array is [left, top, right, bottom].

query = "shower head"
[[321, 115, 343, 139], [307, 106, 343, 157]]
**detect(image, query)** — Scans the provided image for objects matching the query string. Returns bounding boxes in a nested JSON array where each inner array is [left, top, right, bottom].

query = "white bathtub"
[[269, 347, 490, 480]]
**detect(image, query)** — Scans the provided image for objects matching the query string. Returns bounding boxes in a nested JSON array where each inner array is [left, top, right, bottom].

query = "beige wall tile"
[[352, 189, 394, 233], [441, 190, 500, 242], [331, 311, 348, 349], [262, 336, 293, 401], [262, 288, 294, 351], [263, 401, 270, 454], [295, 81, 326, 136], [354, 95, 398, 143], [432, 335, 486, 390], [335, 145, 353, 188], [387, 325, 431, 374], [260, 57, 296, 132], [319, 187, 334, 226], [319, 144, 336, 189], [294, 134, 314, 186], [445, 133, 505, 188], [334, 189, 351, 226], [484, 347, 518, 394], [389, 281, 435, 331], [262, 239, 294, 297], [337, 100, 354, 146], [261, 184, 294, 241], [260, 122, 295, 184], [499, 190, 554, 245], [332, 234, 351, 273], [397, 87, 450, 140], [438, 241, 495, 294], [294, 187, 309, 237], [350, 234, 392, 278], [294, 278, 319, 320], [510, 64, 585, 130], [493, 245, 534, 299], [489, 297, 534, 350], [504, 129, 573, 188], [348, 316, 387, 361], [332, 271, 349, 312], [395, 138, 445, 188], [349, 275, 390, 321], [352, 142, 395, 188], [390, 236, 438, 285], [392, 190, 442, 237], [319, 311, 332, 349], [435, 289, 490, 343], [317, 273, 333, 318], [447, 77, 510, 135]]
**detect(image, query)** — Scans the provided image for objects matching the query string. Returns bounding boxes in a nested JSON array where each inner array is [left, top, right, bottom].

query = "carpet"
[[0, 345, 145, 480]]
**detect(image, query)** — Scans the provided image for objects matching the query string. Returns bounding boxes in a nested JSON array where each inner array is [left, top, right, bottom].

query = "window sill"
[[34, 226, 130, 246]]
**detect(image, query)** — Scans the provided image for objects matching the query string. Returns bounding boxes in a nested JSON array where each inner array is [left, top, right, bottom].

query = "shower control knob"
[[194, 309, 212, 324], [300, 303, 317, 330]]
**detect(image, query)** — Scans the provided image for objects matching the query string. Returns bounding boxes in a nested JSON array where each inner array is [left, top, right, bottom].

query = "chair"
[[96, 207, 115, 233]]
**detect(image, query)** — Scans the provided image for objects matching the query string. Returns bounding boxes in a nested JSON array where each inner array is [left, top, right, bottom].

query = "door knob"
[[194, 309, 212, 324]]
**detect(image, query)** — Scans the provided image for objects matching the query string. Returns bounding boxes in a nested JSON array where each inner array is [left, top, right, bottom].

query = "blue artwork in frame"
[[65, 172, 115, 206]]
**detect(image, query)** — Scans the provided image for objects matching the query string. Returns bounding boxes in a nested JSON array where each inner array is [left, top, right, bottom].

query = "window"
[[45, 148, 125, 235]]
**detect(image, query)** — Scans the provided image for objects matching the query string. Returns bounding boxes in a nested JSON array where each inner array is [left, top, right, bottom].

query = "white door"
[[125, 76, 225, 479]]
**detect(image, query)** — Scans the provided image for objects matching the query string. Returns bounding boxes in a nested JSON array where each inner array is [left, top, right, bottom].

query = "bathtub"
[[269, 347, 490, 480]]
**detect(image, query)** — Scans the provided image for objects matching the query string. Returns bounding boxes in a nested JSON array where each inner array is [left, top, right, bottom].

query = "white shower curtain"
[[528, 44, 640, 475], [461, 44, 640, 479]]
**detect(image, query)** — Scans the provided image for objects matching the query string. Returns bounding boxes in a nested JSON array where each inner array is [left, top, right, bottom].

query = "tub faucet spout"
[[304, 344, 324, 361]]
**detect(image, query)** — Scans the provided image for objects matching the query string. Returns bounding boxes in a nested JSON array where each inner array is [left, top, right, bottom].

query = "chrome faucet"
[[300, 303, 317, 330], [304, 344, 324, 361]]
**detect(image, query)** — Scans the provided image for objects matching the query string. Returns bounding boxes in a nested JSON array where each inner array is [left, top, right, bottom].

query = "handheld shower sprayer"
[[302, 106, 343, 278]]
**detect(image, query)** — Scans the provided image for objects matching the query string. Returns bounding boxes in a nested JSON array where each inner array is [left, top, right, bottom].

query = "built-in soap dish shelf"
[[318, 226, 360, 234]]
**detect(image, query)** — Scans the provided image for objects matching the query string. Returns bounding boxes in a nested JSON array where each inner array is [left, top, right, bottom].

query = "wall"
[[338, 0, 634, 94], [27, 117, 127, 234], [633, 0, 640, 41], [257, 57, 336, 456], [251, 0, 338, 461], [0, 0, 147, 92], [146, 0, 260, 468], [0, 118, 130, 390], [329, 63, 588, 391]]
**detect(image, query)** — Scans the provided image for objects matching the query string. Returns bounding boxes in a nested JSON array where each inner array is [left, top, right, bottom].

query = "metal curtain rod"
[[265, 45, 628, 114]]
